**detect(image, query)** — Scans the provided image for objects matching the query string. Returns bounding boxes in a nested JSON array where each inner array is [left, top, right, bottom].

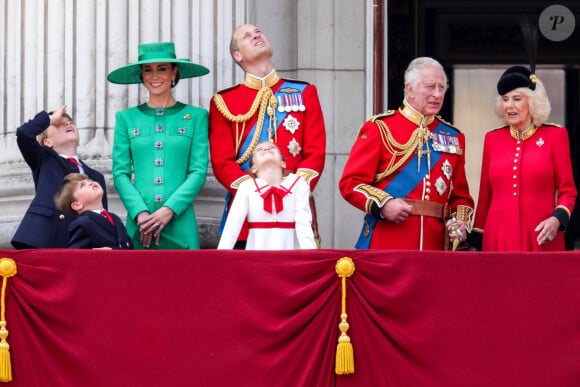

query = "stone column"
[[0, 0, 248, 248]]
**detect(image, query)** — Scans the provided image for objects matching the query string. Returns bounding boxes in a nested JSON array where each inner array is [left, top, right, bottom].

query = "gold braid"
[[213, 87, 275, 164], [373, 119, 423, 182]]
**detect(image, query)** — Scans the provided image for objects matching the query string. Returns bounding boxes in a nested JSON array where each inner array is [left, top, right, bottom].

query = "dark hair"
[[54, 173, 89, 216], [139, 63, 180, 88]]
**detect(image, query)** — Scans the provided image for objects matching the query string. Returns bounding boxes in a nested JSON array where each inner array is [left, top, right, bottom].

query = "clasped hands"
[[136, 206, 175, 248]]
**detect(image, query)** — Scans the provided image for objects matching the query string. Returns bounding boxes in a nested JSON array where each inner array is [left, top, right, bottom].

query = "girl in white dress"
[[218, 142, 316, 250]]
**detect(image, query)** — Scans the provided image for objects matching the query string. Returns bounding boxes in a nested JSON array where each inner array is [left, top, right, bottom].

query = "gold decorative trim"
[[455, 205, 474, 232], [295, 168, 319, 185], [354, 184, 392, 214], [243, 70, 280, 90], [372, 119, 424, 182], [556, 205, 572, 219], [365, 110, 396, 124], [213, 87, 277, 164], [230, 175, 252, 190], [510, 124, 537, 141], [435, 115, 461, 132], [335, 257, 355, 375], [0, 258, 16, 382], [400, 99, 434, 127]]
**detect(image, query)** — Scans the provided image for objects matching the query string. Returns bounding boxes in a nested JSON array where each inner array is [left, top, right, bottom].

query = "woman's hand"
[[136, 211, 153, 248], [138, 207, 175, 247], [535, 216, 560, 245]]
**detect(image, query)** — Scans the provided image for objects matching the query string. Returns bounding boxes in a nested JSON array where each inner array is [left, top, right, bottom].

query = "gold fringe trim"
[[0, 258, 17, 383], [213, 87, 277, 164], [335, 257, 356, 375], [372, 118, 425, 182]]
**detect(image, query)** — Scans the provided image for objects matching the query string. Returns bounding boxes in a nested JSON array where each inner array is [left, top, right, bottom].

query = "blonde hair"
[[54, 173, 88, 216], [495, 77, 551, 126]]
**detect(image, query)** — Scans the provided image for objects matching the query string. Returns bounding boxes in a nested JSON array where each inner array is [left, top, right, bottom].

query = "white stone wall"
[[0, 0, 369, 249]]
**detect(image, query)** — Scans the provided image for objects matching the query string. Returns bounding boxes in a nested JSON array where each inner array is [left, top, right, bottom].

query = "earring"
[[171, 78, 176, 87]]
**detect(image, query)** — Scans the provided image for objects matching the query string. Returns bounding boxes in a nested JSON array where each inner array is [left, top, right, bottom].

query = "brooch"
[[184, 114, 191, 120]]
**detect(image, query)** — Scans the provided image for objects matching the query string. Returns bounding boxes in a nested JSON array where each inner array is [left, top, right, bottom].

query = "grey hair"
[[403, 57, 448, 99], [495, 77, 551, 126]]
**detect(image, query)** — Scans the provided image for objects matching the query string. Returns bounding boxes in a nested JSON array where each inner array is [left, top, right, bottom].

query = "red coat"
[[209, 74, 326, 240], [473, 124, 577, 251], [339, 104, 474, 250]]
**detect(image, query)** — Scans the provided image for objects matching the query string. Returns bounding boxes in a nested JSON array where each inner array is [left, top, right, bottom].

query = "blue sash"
[[219, 80, 308, 233], [355, 121, 457, 248]]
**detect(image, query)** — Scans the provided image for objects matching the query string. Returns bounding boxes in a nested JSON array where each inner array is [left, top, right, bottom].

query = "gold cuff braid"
[[454, 205, 473, 232], [353, 184, 393, 215]]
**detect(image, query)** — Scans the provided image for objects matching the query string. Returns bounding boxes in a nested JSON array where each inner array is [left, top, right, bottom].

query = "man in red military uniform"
[[339, 57, 473, 250], [209, 24, 326, 248]]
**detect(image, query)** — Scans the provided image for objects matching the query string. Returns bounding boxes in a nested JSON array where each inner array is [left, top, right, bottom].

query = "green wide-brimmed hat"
[[107, 42, 209, 84]]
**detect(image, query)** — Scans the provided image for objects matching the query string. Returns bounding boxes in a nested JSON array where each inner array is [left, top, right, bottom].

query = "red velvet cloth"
[[2, 249, 580, 386]]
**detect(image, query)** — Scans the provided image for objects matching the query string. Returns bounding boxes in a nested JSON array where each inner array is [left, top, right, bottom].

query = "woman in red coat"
[[469, 66, 577, 251]]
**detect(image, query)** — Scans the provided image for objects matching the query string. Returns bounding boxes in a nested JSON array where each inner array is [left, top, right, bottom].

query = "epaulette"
[[489, 124, 509, 132], [543, 122, 562, 128], [281, 77, 311, 86], [435, 115, 463, 133], [214, 84, 242, 96], [367, 110, 396, 123]]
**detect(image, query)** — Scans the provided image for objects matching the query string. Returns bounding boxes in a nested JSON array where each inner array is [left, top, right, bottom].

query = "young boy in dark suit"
[[55, 173, 133, 250], [11, 105, 108, 248]]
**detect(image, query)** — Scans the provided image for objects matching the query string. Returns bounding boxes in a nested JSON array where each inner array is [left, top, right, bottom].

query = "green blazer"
[[112, 102, 208, 249]]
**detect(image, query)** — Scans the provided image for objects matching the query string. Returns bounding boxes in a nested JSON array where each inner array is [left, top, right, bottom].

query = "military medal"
[[291, 95, 299, 112], [298, 94, 306, 111], [277, 96, 285, 112], [284, 95, 292, 112], [536, 137, 544, 147]]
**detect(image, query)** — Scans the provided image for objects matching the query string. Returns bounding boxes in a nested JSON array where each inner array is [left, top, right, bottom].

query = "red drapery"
[[1, 249, 580, 386]]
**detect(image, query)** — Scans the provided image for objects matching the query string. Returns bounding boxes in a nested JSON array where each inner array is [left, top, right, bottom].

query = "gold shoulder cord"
[[213, 87, 277, 165], [373, 118, 423, 182]]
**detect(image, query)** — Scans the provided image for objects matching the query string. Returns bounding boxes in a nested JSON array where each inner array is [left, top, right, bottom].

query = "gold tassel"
[[0, 258, 17, 383], [335, 257, 356, 375]]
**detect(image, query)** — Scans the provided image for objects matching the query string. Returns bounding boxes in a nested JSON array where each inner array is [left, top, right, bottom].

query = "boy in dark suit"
[[55, 173, 133, 250], [11, 105, 108, 248]]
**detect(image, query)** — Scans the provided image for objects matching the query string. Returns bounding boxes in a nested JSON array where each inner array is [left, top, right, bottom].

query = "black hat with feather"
[[497, 21, 539, 95]]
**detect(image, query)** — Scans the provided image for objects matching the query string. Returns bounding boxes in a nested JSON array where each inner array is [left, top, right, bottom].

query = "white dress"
[[218, 173, 316, 250]]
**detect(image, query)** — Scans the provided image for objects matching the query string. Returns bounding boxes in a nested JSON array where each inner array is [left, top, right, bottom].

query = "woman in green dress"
[[108, 42, 209, 249]]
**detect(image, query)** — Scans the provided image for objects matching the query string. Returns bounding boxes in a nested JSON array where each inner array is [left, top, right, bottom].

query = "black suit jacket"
[[68, 211, 133, 250], [11, 111, 108, 249]]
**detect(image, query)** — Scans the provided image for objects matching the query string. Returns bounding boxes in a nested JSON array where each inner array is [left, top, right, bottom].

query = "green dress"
[[112, 102, 208, 249]]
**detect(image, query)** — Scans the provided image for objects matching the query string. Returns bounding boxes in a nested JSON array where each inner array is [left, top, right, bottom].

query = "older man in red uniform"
[[340, 57, 473, 250], [209, 24, 326, 247]]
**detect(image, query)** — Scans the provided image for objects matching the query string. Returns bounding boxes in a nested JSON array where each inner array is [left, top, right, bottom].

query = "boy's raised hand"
[[50, 105, 68, 126]]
